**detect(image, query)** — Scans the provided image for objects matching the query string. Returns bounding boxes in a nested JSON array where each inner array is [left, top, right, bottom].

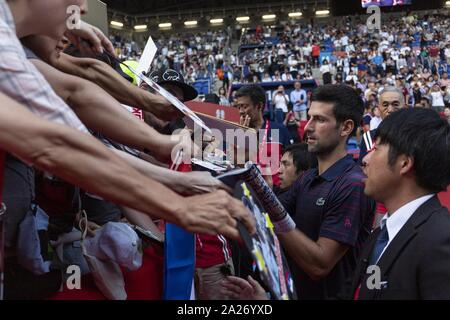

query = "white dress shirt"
[[0, 0, 87, 132], [369, 116, 382, 130], [376, 194, 434, 263]]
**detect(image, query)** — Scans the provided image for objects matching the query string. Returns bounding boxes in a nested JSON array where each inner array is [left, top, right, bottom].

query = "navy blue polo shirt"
[[279, 155, 375, 299]]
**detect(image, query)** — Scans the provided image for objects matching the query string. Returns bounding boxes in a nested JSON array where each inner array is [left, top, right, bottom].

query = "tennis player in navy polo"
[[276, 85, 376, 299]]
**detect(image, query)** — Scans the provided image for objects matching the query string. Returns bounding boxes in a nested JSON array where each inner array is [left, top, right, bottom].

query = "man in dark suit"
[[350, 108, 450, 299]]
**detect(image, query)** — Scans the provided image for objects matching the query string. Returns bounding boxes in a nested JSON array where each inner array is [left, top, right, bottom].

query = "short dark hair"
[[311, 84, 364, 136], [235, 84, 267, 107], [375, 108, 450, 193], [284, 143, 318, 174]]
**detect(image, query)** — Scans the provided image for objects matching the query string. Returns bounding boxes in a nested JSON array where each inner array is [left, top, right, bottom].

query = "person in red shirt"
[[428, 42, 440, 70], [312, 42, 321, 68], [255, 25, 263, 42]]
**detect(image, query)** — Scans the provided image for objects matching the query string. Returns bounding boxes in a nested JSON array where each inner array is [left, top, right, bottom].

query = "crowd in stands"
[[230, 12, 450, 104], [152, 30, 230, 84], [110, 10, 450, 109], [110, 30, 232, 94], [220, 10, 450, 132], [110, 33, 141, 60]]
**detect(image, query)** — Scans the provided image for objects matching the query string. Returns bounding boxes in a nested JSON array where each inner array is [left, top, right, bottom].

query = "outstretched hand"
[[171, 171, 232, 196], [178, 190, 256, 241], [221, 276, 268, 300]]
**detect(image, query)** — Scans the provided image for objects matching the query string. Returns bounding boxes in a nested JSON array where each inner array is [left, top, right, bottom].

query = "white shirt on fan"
[[370, 116, 382, 130], [431, 91, 445, 107], [272, 93, 290, 113]]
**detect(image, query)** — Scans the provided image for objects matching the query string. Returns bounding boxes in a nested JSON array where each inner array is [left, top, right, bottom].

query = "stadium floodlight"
[[262, 14, 276, 20], [134, 25, 147, 30], [315, 10, 330, 16], [184, 20, 198, 26], [210, 18, 224, 24], [236, 16, 250, 22], [110, 21, 124, 27], [158, 22, 172, 28], [288, 12, 303, 18]]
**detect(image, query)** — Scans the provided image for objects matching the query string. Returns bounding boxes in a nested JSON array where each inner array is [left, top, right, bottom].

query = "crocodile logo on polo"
[[316, 197, 326, 206]]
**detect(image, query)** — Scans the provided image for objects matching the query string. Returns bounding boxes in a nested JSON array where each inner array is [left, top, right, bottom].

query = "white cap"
[[84, 222, 143, 271]]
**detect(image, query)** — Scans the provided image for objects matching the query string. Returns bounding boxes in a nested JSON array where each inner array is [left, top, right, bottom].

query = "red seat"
[[438, 186, 450, 210]]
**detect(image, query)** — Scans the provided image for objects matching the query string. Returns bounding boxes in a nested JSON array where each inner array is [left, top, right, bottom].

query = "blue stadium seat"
[[265, 37, 280, 45], [193, 82, 205, 94], [193, 79, 211, 95]]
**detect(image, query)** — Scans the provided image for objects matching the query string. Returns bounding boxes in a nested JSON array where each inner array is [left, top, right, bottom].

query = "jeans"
[[2, 155, 35, 248], [275, 109, 285, 124]]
